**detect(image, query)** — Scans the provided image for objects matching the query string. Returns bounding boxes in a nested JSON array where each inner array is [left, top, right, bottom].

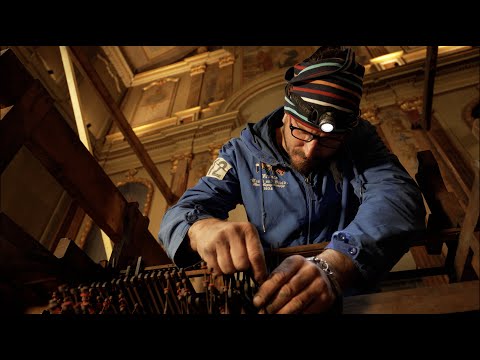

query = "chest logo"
[[252, 163, 288, 190]]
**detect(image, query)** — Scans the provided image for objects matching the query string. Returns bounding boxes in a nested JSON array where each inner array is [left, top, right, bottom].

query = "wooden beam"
[[0, 61, 45, 174], [343, 280, 479, 314], [455, 165, 480, 280], [416, 150, 464, 231], [422, 46, 438, 130], [0, 212, 105, 291], [68, 46, 179, 206], [28, 109, 127, 243], [0, 48, 34, 108], [59, 46, 93, 153]]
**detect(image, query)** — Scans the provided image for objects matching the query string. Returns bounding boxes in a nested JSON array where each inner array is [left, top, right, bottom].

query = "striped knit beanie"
[[284, 47, 365, 128]]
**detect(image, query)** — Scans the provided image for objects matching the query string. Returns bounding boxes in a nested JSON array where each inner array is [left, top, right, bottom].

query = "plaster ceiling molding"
[[121, 46, 199, 73], [438, 46, 473, 56], [131, 49, 234, 87], [200, 99, 225, 118], [142, 77, 179, 91], [174, 106, 202, 125], [401, 47, 428, 63], [369, 50, 406, 70], [105, 115, 179, 143], [190, 64, 206, 76], [96, 53, 122, 94], [428, 58, 479, 95], [101, 46, 134, 88], [101, 110, 240, 157], [219, 53, 235, 68], [132, 61, 191, 87], [399, 46, 472, 66]]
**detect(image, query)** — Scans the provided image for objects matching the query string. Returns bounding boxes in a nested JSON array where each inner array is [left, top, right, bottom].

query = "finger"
[[291, 266, 335, 314], [263, 267, 312, 314], [277, 280, 322, 314], [199, 247, 221, 276], [253, 256, 302, 308], [300, 282, 334, 314], [244, 227, 268, 284], [215, 241, 237, 275], [302, 293, 335, 314], [228, 235, 251, 272], [301, 270, 337, 313]]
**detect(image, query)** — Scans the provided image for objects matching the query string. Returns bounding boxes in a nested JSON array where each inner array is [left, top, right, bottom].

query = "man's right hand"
[[187, 218, 268, 284]]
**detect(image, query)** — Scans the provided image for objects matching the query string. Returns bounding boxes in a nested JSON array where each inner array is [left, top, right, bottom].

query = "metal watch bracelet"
[[305, 256, 342, 298]]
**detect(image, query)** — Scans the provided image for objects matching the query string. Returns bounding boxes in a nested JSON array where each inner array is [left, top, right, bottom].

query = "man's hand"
[[253, 250, 358, 314], [188, 218, 268, 284], [252, 255, 335, 314]]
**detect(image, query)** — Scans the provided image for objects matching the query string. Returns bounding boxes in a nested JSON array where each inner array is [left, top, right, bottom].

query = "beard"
[[289, 149, 323, 176], [281, 124, 341, 176]]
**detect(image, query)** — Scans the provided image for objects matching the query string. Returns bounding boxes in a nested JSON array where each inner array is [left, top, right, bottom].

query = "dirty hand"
[[188, 218, 268, 284], [252, 255, 337, 314]]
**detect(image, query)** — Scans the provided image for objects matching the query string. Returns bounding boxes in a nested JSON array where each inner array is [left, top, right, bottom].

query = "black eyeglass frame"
[[289, 123, 345, 143]]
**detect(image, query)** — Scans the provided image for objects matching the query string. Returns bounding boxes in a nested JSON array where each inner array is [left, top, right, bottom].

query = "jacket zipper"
[[305, 174, 313, 244]]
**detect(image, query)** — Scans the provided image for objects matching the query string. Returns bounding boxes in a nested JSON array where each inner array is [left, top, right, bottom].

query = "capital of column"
[[219, 55, 235, 68], [190, 65, 206, 76], [170, 153, 194, 174], [208, 144, 222, 161], [170, 157, 179, 174], [361, 105, 381, 125], [398, 96, 423, 114]]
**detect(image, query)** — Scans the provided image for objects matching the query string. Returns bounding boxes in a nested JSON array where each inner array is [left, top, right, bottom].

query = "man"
[[158, 46, 426, 313]]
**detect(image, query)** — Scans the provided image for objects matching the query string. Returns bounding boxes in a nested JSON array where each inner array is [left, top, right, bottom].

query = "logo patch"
[[206, 157, 232, 180]]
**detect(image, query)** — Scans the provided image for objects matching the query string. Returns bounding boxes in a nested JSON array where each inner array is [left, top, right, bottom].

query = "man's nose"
[[303, 138, 321, 158]]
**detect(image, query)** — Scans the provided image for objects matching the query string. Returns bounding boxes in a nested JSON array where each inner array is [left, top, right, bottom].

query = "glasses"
[[289, 123, 344, 143]]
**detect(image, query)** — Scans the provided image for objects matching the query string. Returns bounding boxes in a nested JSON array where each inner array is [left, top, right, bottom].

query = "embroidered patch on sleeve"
[[206, 157, 232, 180]]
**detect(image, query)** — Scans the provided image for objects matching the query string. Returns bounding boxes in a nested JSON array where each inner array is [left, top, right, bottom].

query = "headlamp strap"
[[285, 85, 317, 122]]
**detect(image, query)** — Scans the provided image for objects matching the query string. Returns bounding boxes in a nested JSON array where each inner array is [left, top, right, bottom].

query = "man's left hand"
[[252, 255, 336, 314]]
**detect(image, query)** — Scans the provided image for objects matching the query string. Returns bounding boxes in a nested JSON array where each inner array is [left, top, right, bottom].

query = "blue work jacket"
[[159, 107, 426, 287]]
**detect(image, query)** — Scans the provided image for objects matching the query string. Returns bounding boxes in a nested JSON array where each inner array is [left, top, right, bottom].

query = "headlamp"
[[318, 112, 336, 133], [286, 86, 359, 134]]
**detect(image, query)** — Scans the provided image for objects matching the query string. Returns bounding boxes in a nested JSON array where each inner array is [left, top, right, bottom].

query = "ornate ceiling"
[[115, 45, 472, 78]]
